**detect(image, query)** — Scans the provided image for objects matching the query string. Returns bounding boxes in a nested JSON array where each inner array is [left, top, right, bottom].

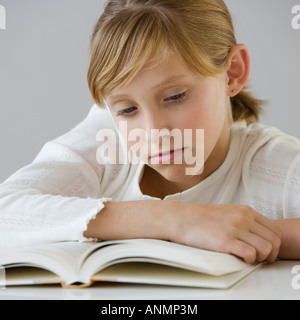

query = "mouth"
[[150, 148, 185, 164]]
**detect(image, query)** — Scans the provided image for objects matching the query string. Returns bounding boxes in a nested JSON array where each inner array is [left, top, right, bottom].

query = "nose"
[[144, 111, 172, 143]]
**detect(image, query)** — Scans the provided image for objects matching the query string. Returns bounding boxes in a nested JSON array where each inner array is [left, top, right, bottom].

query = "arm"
[[84, 200, 282, 264], [274, 219, 300, 260], [0, 144, 108, 247], [0, 106, 117, 247], [84, 200, 170, 241]]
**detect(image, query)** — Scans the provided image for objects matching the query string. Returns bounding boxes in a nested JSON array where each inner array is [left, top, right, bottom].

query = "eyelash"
[[117, 92, 187, 117]]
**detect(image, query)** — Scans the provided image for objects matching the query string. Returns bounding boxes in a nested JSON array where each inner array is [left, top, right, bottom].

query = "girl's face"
[[105, 53, 232, 190]]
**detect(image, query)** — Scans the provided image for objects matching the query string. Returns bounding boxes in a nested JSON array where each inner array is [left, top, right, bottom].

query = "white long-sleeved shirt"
[[0, 104, 300, 248]]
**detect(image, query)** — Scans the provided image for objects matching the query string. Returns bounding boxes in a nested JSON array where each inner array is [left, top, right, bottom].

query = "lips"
[[155, 150, 174, 158], [150, 148, 184, 164]]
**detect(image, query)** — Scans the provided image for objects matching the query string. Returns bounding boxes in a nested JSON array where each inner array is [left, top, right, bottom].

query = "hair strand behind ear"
[[231, 86, 266, 124]]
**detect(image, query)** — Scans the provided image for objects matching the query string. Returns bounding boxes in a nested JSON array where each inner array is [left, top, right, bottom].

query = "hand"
[[167, 202, 282, 263]]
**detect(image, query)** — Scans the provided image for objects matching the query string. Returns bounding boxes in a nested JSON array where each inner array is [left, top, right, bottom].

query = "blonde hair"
[[88, 0, 264, 124]]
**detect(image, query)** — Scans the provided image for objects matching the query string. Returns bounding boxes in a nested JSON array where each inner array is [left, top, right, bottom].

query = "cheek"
[[116, 120, 150, 161], [201, 99, 227, 158], [183, 95, 227, 155], [116, 120, 143, 144], [195, 77, 227, 128]]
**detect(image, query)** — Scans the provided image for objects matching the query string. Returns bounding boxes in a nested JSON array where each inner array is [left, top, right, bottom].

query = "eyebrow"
[[108, 74, 188, 103]]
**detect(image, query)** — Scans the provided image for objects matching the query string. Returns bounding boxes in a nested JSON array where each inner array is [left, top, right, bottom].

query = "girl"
[[0, 0, 299, 263]]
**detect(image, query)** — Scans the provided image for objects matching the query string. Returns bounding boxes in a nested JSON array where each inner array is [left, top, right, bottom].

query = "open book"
[[0, 239, 261, 289]]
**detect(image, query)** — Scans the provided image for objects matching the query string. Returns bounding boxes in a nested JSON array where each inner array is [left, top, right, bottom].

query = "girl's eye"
[[165, 92, 187, 103], [117, 106, 137, 117], [116, 92, 187, 117]]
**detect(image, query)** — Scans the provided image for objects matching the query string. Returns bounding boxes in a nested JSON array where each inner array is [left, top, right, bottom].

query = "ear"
[[226, 44, 250, 97]]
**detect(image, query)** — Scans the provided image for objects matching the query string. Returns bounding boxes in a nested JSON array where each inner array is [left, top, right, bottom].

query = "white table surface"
[[0, 260, 299, 300]]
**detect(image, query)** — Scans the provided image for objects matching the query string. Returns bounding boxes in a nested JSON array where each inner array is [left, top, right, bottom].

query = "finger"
[[238, 232, 273, 262], [224, 238, 257, 263], [253, 211, 282, 238], [265, 248, 280, 263], [249, 221, 281, 261]]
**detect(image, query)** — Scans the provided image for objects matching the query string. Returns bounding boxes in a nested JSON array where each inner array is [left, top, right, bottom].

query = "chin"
[[152, 164, 194, 184]]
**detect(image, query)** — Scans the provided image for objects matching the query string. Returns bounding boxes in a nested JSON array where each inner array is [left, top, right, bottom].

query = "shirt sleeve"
[[0, 104, 123, 248], [243, 124, 300, 220], [282, 151, 300, 219]]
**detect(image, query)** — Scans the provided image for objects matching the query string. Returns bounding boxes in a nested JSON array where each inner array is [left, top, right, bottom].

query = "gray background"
[[0, 0, 299, 183]]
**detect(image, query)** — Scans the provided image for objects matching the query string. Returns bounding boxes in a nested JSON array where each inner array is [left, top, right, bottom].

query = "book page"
[[0, 241, 98, 284], [80, 239, 250, 283], [0, 239, 255, 287], [92, 261, 262, 289]]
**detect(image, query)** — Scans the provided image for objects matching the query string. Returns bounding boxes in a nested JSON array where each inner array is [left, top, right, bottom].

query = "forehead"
[[106, 53, 195, 100]]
